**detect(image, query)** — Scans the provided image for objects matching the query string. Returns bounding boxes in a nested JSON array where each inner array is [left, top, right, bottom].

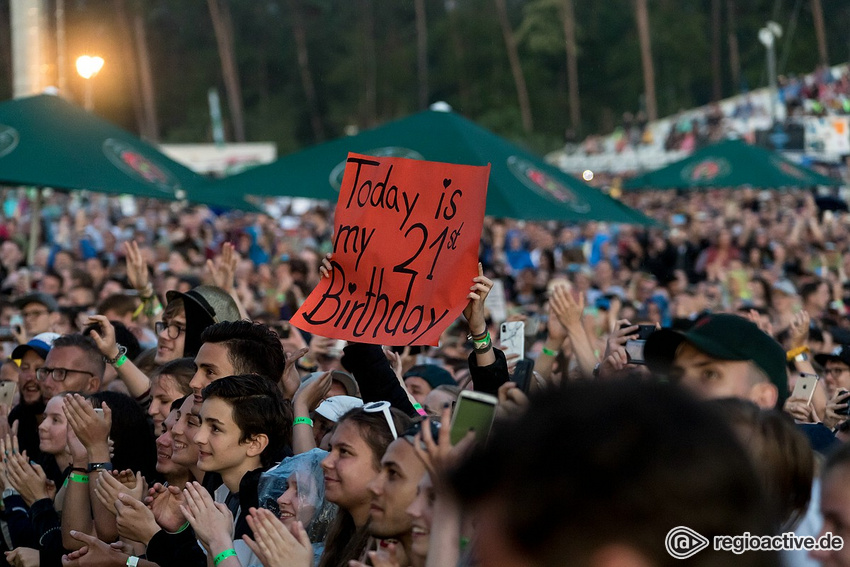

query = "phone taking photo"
[[0, 382, 16, 406], [792, 373, 819, 405], [624, 324, 656, 365], [500, 321, 525, 359], [511, 359, 534, 394], [450, 390, 498, 445]]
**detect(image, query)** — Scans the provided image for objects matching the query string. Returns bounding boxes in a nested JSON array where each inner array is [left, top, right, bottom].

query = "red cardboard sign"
[[291, 152, 490, 346]]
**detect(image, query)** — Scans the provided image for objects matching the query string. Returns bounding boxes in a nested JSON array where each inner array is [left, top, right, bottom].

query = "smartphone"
[[0, 326, 16, 342], [391, 345, 423, 356], [0, 382, 16, 406], [792, 373, 819, 404], [624, 324, 657, 365], [500, 321, 525, 359], [839, 390, 850, 416], [273, 321, 291, 339], [450, 390, 498, 445], [511, 359, 534, 394], [82, 322, 102, 337]]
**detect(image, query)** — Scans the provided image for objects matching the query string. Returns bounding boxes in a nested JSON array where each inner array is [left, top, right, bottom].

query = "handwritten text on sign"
[[291, 153, 489, 346]]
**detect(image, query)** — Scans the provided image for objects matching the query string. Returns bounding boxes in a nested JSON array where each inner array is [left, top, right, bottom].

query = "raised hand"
[[115, 494, 161, 545], [146, 483, 187, 532], [206, 242, 238, 293], [61, 530, 131, 567], [6, 454, 51, 506], [93, 470, 146, 515], [124, 240, 151, 294], [179, 482, 234, 550], [462, 263, 493, 337], [243, 508, 312, 567], [86, 315, 120, 360], [63, 394, 111, 454]]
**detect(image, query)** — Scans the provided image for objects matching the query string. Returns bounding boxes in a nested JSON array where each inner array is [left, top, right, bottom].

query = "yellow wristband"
[[786, 346, 810, 361]]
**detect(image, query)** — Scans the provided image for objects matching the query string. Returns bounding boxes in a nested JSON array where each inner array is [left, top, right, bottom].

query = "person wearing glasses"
[[816, 345, 850, 432], [14, 292, 60, 341], [37, 334, 104, 399], [8, 332, 60, 463]]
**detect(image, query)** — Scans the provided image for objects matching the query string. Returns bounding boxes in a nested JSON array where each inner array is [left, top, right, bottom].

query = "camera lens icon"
[[665, 526, 710, 559]]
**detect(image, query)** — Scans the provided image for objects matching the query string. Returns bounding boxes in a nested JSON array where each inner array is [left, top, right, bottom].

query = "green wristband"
[[293, 416, 313, 427], [542, 347, 558, 357], [214, 549, 237, 566], [69, 472, 89, 484], [473, 332, 491, 346], [113, 354, 128, 368]]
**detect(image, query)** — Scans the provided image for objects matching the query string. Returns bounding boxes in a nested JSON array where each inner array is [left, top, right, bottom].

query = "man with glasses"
[[816, 346, 850, 399], [14, 293, 59, 340], [38, 334, 104, 399]]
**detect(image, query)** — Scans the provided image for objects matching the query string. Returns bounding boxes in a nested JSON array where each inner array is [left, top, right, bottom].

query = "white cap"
[[315, 395, 364, 422]]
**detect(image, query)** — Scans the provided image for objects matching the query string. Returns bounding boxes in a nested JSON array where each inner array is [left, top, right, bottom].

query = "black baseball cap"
[[644, 313, 787, 394]]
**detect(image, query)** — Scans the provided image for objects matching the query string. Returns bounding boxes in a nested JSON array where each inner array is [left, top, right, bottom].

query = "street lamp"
[[758, 21, 782, 125], [76, 55, 104, 111]]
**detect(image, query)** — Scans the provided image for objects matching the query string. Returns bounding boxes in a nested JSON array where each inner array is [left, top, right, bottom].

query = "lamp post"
[[758, 21, 782, 125], [75, 55, 104, 111]]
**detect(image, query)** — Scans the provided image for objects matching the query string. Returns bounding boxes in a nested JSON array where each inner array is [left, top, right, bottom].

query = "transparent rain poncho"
[[257, 448, 338, 555]]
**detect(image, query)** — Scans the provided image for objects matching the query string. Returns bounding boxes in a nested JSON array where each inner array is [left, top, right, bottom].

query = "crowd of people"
[[0, 180, 846, 566]]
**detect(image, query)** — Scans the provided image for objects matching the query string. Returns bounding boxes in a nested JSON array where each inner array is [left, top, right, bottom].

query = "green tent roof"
[[215, 109, 654, 225], [624, 139, 841, 190], [0, 94, 257, 211]]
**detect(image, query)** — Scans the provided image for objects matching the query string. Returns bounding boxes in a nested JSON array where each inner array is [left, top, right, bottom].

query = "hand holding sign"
[[292, 153, 490, 346]]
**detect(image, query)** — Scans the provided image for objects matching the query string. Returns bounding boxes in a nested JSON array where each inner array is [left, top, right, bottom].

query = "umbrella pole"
[[27, 188, 41, 266]]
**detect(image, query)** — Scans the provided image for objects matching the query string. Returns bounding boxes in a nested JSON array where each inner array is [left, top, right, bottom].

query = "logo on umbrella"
[[771, 157, 807, 180], [103, 138, 181, 195], [506, 156, 590, 213], [329, 147, 424, 190], [0, 125, 19, 159], [681, 158, 731, 182]]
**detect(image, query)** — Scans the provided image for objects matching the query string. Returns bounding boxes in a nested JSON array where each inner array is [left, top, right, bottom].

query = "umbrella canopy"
[[0, 94, 257, 211], [624, 139, 841, 190], [214, 108, 654, 225]]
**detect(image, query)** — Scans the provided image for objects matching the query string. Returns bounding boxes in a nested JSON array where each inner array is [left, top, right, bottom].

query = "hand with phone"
[[63, 394, 112, 462], [783, 373, 821, 424], [85, 315, 121, 361], [824, 389, 850, 430], [495, 381, 530, 420], [449, 390, 498, 446]]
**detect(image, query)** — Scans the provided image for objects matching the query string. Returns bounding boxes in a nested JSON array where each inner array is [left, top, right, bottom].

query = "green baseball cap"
[[644, 313, 787, 394]]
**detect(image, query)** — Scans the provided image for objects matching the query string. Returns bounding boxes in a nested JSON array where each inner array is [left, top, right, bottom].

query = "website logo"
[[665, 526, 709, 559]]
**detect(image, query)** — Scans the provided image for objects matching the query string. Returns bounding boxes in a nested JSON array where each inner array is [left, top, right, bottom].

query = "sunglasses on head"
[[363, 401, 398, 440]]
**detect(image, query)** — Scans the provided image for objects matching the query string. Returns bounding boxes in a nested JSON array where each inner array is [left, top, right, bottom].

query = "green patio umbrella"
[[624, 138, 841, 190], [214, 108, 654, 225], [0, 94, 257, 211]]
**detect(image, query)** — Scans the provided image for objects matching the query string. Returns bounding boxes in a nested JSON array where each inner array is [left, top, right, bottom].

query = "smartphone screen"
[[0, 382, 16, 406], [450, 392, 497, 445], [625, 340, 647, 364]]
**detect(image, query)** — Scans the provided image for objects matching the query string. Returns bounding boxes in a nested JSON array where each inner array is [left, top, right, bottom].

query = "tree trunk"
[[810, 0, 828, 66], [561, 0, 580, 135], [207, 0, 246, 142], [134, 12, 159, 141], [358, 0, 377, 127], [494, 0, 533, 133], [726, 0, 740, 92], [288, 0, 324, 140], [113, 0, 145, 136], [446, 2, 470, 110], [414, 0, 429, 110], [634, 0, 657, 121], [710, 0, 722, 101]]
